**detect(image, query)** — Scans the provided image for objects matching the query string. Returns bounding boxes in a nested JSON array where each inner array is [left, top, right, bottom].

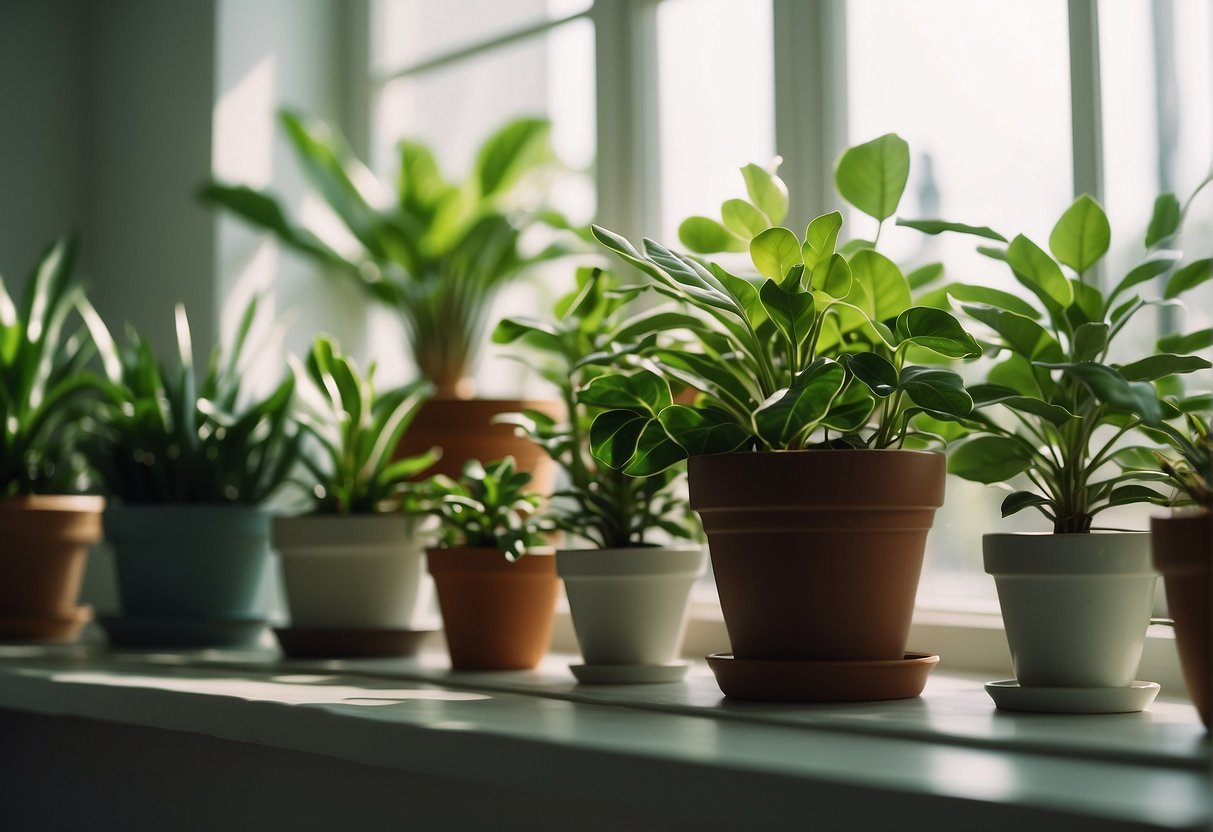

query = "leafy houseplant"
[[80, 298, 301, 648], [586, 134, 980, 701], [420, 457, 558, 670], [923, 189, 1211, 708], [201, 111, 570, 484], [493, 268, 707, 680], [0, 237, 104, 641], [272, 336, 440, 656]]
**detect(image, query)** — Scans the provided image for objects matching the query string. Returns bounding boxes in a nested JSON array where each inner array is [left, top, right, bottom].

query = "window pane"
[[371, 20, 596, 395], [372, 0, 591, 75], [846, 0, 1074, 608], [657, 0, 775, 243]]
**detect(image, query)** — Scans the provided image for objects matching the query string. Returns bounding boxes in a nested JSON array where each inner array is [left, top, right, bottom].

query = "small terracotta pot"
[[0, 495, 104, 640], [1151, 511, 1210, 728], [396, 398, 562, 494], [427, 547, 558, 670], [689, 450, 945, 662]]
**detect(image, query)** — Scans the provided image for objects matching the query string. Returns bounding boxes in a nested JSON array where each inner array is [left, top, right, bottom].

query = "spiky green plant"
[[293, 335, 437, 513]]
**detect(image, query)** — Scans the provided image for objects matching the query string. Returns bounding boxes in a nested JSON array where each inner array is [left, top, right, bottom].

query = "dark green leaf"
[[895, 218, 1007, 242], [843, 352, 898, 397], [623, 419, 688, 476], [758, 278, 815, 354], [1006, 235, 1074, 308], [1165, 258, 1211, 299], [1043, 361, 1163, 425], [1145, 194, 1181, 248], [656, 405, 750, 457], [893, 307, 981, 358], [898, 366, 973, 419], [579, 371, 671, 416], [1072, 322, 1109, 362], [1117, 353, 1211, 382], [752, 358, 845, 447], [589, 409, 649, 470], [1157, 328, 1212, 354], [1001, 491, 1051, 517], [948, 436, 1034, 483]]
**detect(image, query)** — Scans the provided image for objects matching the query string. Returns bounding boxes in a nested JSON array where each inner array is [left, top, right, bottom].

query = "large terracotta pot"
[[985, 532, 1156, 689], [396, 398, 561, 494], [427, 547, 557, 670], [1151, 511, 1210, 728], [688, 450, 945, 661], [0, 495, 104, 640]]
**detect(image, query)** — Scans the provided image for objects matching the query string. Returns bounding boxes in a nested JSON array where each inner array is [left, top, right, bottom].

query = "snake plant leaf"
[[750, 227, 803, 282], [679, 216, 746, 254], [1165, 258, 1212, 299], [894, 218, 1007, 242], [1145, 193, 1182, 248], [1048, 195, 1111, 274], [656, 405, 750, 457], [1006, 234, 1074, 310], [740, 163, 789, 225], [834, 133, 910, 221], [721, 198, 771, 240], [948, 436, 1035, 483], [850, 250, 911, 322]]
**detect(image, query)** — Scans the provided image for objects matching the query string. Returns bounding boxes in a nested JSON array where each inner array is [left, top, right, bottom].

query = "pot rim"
[[556, 544, 707, 579], [983, 530, 1156, 577], [0, 494, 105, 514]]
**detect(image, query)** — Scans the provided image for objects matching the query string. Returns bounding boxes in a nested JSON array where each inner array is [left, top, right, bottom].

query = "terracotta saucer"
[[98, 614, 267, 650], [705, 651, 939, 702], [0, 605, 92, 642], [273, 627, 436, 659], [570, 661, 689, 685], [985, 679, 1160, 714]]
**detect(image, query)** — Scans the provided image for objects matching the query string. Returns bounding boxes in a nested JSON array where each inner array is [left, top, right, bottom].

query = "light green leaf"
[[895, 218, 1006, 242], [915, 282, 1039, 319], [1157, 328, 1212, 354], [1108, 253, 1180, 307], [811, 252, 853, 299], [802, 211, 843, 273], [1006, 235, 1074, 309], [740, 163, 790, 225], [1145, 194, 1181, 248], [849, 250, 911, 321], [679, 216, 746, 254], [834, 133, 911, 221], [906, 262, 945, 290], [1049, 194, 1110, 273], [721, 199, 770, 240], [750, 227, 803, 281]]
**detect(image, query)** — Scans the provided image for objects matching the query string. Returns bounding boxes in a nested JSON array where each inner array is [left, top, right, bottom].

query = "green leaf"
[[1145, 193, 1181, 248], [977, 245, 1008, 262], [1105, 484, 1169, 508], [752, 358, 845, 447], [849, 250, 911, 321], [656, 405, 750, 457], [1001, 491, 1051, 518], [948, 436, 1034, 483], [1117, 353, 1211, 382], [474, 117, 551, 198], [491, 316, 563, 348], [802, 211, 844, 272], [906, 262, 944, 290], [898, 366, 973, 419], [1072, 321, 1109, 362], [623, 419, 688, 476], [758, 278, 815, 353], [679, 216, 746, 254], [969, 384, 1075, 425], [1006, 235, 1074, 309], [962, 303, 1063, 362], [843, 352, 898, 397], [1048, 195, 1110, 273], [740, 163, 789, 225], [822, 384, 876, 432], [893, 307, 981, 358], [1165, 258, 1211, 299], [579, 371, 671, 416], [810, 252, 853, 299], [1158, 328, 1212, 354], [1043, 362, 1162, 425], [750, 227, 803, 281], [589, 409, 649, 470], [895, 218, 1007, 242], [916, 282, 1039, 319], [834, 133, 910, 221], [1108, 253, 1181, 307], [721, 199, 770, 240]]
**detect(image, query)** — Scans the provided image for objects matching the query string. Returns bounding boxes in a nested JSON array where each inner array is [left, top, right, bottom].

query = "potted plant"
[[932, 189, 1210, 713], [419, 457, 557, 670], [0, 237, 105, 641], [493, 267, 707, 684], [271, 335, 439, 658], [1149, 411, 1211, 727], [80, 299, 301, 648], [200, 112, 573, 489], [586, 135, 982, 701]]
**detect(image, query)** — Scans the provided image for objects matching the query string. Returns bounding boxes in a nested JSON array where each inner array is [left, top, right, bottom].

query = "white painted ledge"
[[0, 643, 1207, 831]]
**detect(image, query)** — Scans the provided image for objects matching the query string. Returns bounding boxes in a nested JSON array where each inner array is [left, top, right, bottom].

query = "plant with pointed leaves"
[[492, 267, 701, 548], [413, 457, 548, 561], [584, 134, 982, 476], [201, 113, 575, 398], [0, 237, 101, 496], [1149, 412, 1211, 510], [292, 335, 437, 514], [919, 182, 1212, 533], [79, 299, 301, 505]]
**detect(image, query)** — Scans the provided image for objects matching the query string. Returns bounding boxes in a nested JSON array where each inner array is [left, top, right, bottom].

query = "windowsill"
[[0, 642, 1207, 831]]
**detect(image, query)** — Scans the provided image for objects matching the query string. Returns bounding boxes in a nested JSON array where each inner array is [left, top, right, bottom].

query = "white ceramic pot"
[[984, 532, 1157, 688], [556, 545, 707, 666], [273, 514, 431, 629]]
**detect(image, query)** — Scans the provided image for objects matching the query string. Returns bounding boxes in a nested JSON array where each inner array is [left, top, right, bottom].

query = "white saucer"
[[985, 679, 1160, 714], [570, 661, 689, 685]]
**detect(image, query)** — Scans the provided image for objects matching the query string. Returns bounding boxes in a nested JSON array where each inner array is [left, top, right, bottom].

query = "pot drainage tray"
[[273, 627, 436, 659], [99, 615, 267, 649], [985, 679, 1160, 714], [570, 661, 689, 685], [0, 605, 92, 642], [706, 651, 939, 702]]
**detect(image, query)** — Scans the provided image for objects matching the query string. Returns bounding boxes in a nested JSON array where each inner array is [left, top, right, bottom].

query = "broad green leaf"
[[623, 419, 688, 476], [491, 316, 563, 347], [987, 355, 1045, 398], [802, 211, 843, 272], [839, 239, 875, 256], [657, 405, 750, 457], [1001, 491, 1051, 518], [1117, 353, 1211, 382], [1108, 253, 1180, 307], [811, 252, 853, 299], [895, 218, 1007, 242], [968, 383, 1075, 425], [906, 262, 944, 290], [1158, 328, 1212, 354], [740, 163, 790, 225], [679, 216, 746, 254], [916, 282, 1039, 319], [1145, 193, 1181, 248], [1044, 361, 1163, 425], [844, 352, 898, 397], [1049, 194, 1110, 273], [1071, 322, 1109, 362], [589, 409, 648, 470], [849, 250, 911, 321], [474, 117, 551, 198], [752, 358, 845, 447], [1105, 484, 1169, 508], [721, 199, 770, 240], [750, 227, 803, 281], [579, 371, 671, 415], [893, 307, 981, 358], [949, 436, 1034, 483], [834, 133, 910, 221], [1165, 258, 1212, 299], [1006, 235, 1074, 309], [898, 366, 973, 419], [1067, 279, 1104, 327], [822, 384, 876, 432], [962, 303, 1063, 362], [758, 278, 815, 353]]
